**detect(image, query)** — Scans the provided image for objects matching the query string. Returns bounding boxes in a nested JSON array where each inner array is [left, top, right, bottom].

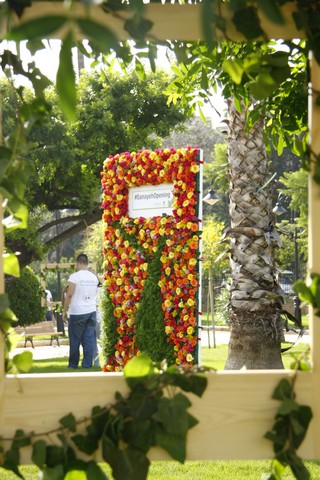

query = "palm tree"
[[224, 99, 284, 370]]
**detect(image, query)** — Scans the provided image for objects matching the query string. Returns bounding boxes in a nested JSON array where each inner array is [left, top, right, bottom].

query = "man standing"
[[62, 254, 99, 368]]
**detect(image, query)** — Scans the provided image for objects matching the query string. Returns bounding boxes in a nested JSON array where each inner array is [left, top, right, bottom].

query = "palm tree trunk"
[[224, 99, 284, 370]]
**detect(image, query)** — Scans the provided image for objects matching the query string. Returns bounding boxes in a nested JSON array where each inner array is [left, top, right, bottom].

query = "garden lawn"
[[2, 460, 320, 479], [23, 342, 310, 373], [200, 342, 309, 370]]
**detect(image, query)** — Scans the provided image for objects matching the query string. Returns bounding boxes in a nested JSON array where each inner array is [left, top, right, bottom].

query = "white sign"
[[128, 184, 174, 218]]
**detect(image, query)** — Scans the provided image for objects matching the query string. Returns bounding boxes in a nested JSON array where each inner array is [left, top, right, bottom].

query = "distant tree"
[[202, 215, 228, 284], [162, 116, 225, 162], [5, 70, 189, 267], [276, 168, 308, 280], [80, 221, 104, 274]]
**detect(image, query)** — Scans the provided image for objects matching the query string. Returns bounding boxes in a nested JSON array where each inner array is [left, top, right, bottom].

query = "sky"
[[18, 39, 226, 127]]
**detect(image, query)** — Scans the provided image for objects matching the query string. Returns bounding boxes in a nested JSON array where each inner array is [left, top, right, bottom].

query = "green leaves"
[[233, 7, 264, 39], [32, 440, 47, 469], [3, 253, 20, 278], [56, 32, 77, 122], [223, 50, 290, 100], [123, 351, 155, 388], [293, 273, 320, 316], [265, 377, 312, 480], [60, 413, 77, 433], [76, 18, 119, 54], [11, 351, 33, 373], [6, 16, 68, 41]]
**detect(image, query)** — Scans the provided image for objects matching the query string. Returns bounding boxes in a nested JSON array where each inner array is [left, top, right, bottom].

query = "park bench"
[[14, 320, 64, 348]]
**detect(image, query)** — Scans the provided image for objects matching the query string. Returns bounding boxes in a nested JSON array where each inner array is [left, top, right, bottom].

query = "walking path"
[[10, 328, 309, 361]]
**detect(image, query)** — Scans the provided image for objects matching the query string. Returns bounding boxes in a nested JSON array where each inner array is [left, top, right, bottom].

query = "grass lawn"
[[23, 341, 310, 373], [26, 357, 102, 373], [2, 460, 320, 479], [201, 342, 310, 370]]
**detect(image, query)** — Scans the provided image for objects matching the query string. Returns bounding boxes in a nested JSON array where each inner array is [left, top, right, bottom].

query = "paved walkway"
[[10, 328, 309, 361]]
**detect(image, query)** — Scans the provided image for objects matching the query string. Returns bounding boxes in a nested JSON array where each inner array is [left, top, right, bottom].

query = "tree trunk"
[[224, 99, 284, 370]]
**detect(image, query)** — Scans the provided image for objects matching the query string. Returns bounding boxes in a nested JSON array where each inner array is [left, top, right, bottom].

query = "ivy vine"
[[264, 370, 313, 480], [0, 353, 208, 480]]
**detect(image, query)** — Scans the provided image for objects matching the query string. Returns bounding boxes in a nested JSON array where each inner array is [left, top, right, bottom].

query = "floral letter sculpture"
[[101, 147, 202, 371]]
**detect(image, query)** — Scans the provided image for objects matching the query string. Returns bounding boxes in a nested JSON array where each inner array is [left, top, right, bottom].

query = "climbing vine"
[[0, 353, 208, 480], [264, 352, 313, 480]]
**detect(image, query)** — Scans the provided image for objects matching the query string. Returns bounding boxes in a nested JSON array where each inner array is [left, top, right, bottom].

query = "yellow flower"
[[190, 164, 199, 173], [186, 353, 194, 362], [189, 258, 197, 266], [165, 326, 173, 334], [187, 298, 195, 307], [187, 326, 194, 335], [165, 267, 171, 276], [164, 299, 172, 308]]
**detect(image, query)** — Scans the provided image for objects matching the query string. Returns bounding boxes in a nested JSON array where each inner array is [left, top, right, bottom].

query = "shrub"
[[7, 266, 46, 326]]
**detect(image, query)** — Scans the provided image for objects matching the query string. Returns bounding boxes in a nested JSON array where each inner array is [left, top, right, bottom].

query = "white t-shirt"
[[68, 270, 99, 315]]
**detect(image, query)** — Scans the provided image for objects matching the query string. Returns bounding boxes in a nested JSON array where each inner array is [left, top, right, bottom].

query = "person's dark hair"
[[77, 253, 89, 265]]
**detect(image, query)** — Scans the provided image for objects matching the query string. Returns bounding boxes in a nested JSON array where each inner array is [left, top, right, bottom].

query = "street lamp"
[[272, 201, 287, 216], [203, 188, 220, 205]]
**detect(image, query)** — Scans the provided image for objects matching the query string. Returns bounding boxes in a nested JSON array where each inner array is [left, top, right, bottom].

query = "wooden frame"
[[1, 2, 320, 463]]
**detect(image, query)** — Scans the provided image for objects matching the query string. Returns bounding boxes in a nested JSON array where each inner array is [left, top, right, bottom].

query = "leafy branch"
[[0, 353, 208, 480], [294, 273, 320, 317]]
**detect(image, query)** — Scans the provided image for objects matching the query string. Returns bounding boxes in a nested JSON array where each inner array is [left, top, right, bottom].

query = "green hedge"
[[7, 266, 46, 326], [135, 242, 175, 365]]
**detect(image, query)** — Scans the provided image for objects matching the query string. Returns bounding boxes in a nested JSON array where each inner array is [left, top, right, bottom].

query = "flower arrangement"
[[101, 147, 202, 371]]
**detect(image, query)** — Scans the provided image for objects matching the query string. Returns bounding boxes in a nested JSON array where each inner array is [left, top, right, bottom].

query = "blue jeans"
[[68, 312, 96, 368]]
